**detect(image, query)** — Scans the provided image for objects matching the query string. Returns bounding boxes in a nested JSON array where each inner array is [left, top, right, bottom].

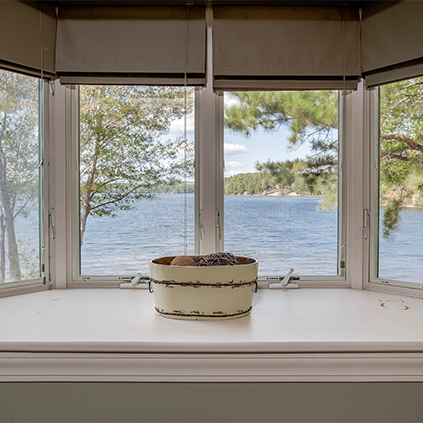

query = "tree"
[[225, 90, 339, 205], [224, 83, 423, 234], [225, 91, 338, 180], [0, 70, 39, 281], [379, 78, 423, 237], [79, 86, 193, 241], [255, 159, 295, 190]]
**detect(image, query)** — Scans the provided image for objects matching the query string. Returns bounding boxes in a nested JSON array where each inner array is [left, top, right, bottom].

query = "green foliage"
[[255, 160, 295, 188], [0, 72, 39, 203], [143, 182, 195, 194], [224, 167, 319, 197], [0, 70, 40, 280], [224, 82, 423, 236], [225, 91, 338, 158], [224, 172, 276, 195], [379, 77, 423, 237], [79, 86, 194, 239], [225, 90, 339, 207]]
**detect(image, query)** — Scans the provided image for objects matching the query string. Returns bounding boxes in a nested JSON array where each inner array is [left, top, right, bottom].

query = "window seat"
[[0, 288, 423, 382]]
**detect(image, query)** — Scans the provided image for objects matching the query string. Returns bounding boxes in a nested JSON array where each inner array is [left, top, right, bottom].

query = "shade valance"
[[362, 1, 423, 87], [213, 5, 361, 91], [0, 1, 56, 78], [56, 5, 206, 86]]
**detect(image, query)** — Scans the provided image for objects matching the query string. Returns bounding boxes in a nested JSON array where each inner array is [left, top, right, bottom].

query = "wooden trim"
[[1, 352, 423, 382]]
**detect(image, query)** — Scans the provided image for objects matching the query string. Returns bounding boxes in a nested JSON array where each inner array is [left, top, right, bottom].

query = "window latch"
[[49, 209, 56, 240], [364, 209, 370, 240], [199, 209, 203, 240], [268, 268, 298, 289], [119, 273, 150, 289]]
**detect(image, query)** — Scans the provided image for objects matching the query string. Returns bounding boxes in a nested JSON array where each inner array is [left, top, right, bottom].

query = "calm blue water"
[[379, 207, 423, 283], [7, 194, 422, 282], [81, 193, 423, 282]]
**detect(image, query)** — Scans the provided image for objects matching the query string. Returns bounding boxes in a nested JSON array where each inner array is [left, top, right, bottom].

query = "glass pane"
[[378, 78, 423, 283], [0, 70, 41, 283], [224, 91, 339, 276], [79, 86, 195, 275]]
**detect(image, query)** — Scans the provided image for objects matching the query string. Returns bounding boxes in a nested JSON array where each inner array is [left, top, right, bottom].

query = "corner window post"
[[343, 80, 371, 289], [195, 5, 224, 255]]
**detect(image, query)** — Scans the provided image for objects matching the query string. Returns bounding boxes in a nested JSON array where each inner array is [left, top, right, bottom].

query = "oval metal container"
[[149, 256, 258, 320]]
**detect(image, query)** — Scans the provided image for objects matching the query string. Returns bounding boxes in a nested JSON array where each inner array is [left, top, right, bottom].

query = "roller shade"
[[213, 5, 361, 91], [362, 1, 423, 87], [56, 5, 206, 86], [0, 1, 56, 78]]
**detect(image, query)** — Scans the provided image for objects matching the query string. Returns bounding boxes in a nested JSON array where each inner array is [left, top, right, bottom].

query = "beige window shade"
[[362, 1, 423, 87], [56, 5, 206, 86], [213, 5, 361, 91], [0, 1, 56, 78]]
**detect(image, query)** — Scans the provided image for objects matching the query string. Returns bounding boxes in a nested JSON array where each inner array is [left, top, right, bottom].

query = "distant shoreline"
[[160, 191, 423, 208]]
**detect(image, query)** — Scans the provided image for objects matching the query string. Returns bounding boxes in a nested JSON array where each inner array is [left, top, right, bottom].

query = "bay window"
[[69, 85, 347, 282], [0, 0, 421, 296]]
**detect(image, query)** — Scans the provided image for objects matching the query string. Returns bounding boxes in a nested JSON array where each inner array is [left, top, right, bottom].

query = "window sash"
[[368, 86, 423, 293], [0, 79, 49, 291]]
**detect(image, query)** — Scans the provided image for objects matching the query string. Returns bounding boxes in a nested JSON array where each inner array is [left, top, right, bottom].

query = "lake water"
[[80, 193, 423, 283]]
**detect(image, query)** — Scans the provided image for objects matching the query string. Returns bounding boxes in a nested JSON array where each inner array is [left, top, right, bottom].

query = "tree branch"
[[89, 183, 149, 212], [13, 194, 34, 220], [381, 134, 423, 154]]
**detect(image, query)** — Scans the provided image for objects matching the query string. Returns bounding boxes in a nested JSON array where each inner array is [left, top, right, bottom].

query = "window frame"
[[67, 84, 349, 286], [367, 84, 423, 295], [51, 78, 421, 295], [69, 85, 199, 286], [0, 76, 50, 294], [220, 90, 347, 283]]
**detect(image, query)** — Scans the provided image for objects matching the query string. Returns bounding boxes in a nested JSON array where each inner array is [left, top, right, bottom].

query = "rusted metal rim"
[[155, 306, 252, 318], [150, 277, 257, 288]]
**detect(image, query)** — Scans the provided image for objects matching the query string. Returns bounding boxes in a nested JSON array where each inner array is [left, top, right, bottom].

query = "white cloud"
[[224, 170, 242, 177], [224, 94, 240, 107], [168, 113, 195, 137], [224, 143, 249, 155], [226, 161, 243, 168]]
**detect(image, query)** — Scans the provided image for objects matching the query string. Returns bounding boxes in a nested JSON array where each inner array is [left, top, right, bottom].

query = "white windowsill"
[[1, 288, 423, 382]]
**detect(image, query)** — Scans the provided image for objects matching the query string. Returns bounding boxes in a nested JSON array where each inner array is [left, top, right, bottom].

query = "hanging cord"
[[183, 2, 193, 255], [38, 1, 44, 81], [342, 5, 346, 94]]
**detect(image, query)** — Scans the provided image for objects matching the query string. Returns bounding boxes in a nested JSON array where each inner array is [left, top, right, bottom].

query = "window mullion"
[[368, 87, 380, 284], [344, 80, 368, 290], [195, 5, 223, 255]]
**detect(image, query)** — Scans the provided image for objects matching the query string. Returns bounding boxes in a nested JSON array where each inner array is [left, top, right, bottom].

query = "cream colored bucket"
[[149, 256, 258, 320]]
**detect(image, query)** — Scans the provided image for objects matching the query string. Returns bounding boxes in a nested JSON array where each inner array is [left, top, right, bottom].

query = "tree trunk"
[[80, 138, 100, 244], [0, 196, 21, 280], [80, 201, 91, 245], [0, 214, 4, 283], [0, 115, 21, 280]]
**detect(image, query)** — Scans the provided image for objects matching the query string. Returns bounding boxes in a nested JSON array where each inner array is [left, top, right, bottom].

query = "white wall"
[[1, 383, 423, 422]]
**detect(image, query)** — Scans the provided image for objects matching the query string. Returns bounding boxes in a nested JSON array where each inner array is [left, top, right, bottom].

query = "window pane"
[[0, 70, 41, 283], [79, 86, 195, 275], [378, 78, 423, 283], [224, 91, 339, 276]]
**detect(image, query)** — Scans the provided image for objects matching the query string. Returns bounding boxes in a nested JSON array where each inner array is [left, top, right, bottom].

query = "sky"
[[223, 124, 311, 177], [165, 93, 314, 178]]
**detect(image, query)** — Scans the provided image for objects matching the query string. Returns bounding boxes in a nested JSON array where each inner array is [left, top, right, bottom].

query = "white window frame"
[[219, 89, 347, 285], [367, 84, 423, 296], [0, 77, 51, 296], [48, 75, 422, 296], [66, 84, 349, 287]]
